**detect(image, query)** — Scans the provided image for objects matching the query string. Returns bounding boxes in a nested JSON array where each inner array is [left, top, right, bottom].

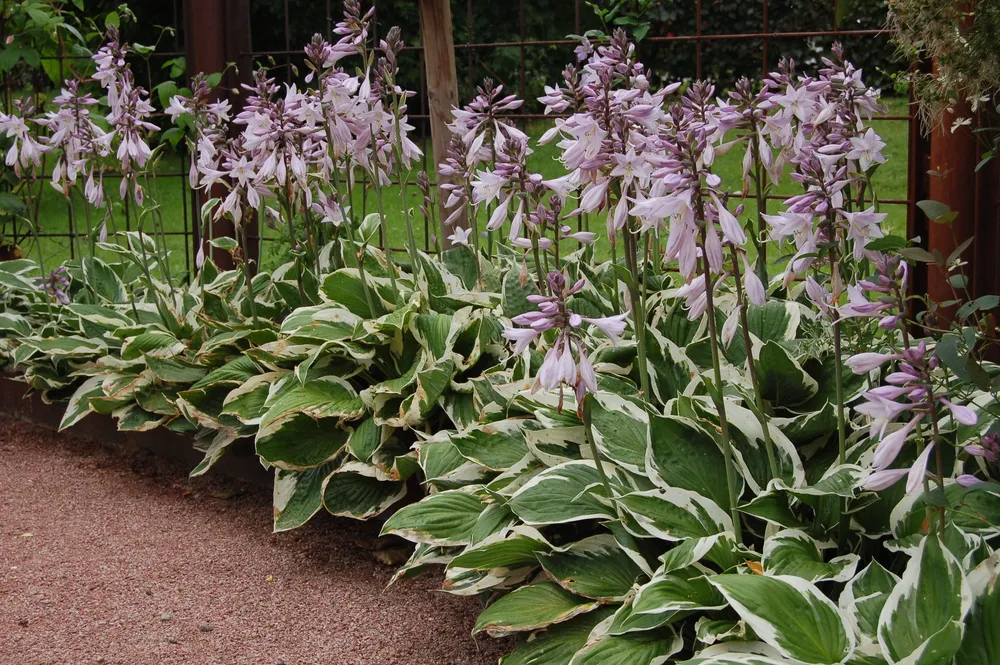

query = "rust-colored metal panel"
[[0, 375, 271, 489]]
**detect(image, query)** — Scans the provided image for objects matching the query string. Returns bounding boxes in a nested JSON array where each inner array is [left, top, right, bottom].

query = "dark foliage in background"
[[110, 0, 901, 111]]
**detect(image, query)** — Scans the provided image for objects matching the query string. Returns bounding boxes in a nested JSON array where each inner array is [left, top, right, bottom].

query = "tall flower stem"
[[751, 122, 769, 287], [239, 222, 260, 326], [623, 225, 651, 400], [731, 247, 780, 480], [927, 395, 947, 536], [344, 221, 382, 318], [282, 171, 305, 301], [700, 233, 743, 540], [832, 309, 850, 551], [372, 180, 400, 300]]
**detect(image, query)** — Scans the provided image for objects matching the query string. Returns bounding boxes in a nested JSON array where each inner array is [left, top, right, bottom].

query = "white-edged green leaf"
[[954, 550, 1000, 665], [763, 529, 859, 583], [618, 488, 734, 542], [569, 627, 683, 665], [381, 490, 486, 546], [82, 256, 127, 303], [58, 375, 105, 431], [500, 608, 615, 665], [632, 566, 727, 614], [839, 562, 899, 655], [647, 415, 741, 513], [473, 582, 599, 637], [538, 534, 645, 601], [321, 467, 407, 519], [508, 461, 616, 526], [877, 534, 972, 665], [273, 461, 338, 531], [710, 573, 855, 664], [255, 414, 350, 470], [589, 392, 650, 473]]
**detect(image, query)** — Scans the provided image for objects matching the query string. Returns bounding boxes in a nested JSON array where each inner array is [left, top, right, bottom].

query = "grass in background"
[[18, 98, 910, 280]]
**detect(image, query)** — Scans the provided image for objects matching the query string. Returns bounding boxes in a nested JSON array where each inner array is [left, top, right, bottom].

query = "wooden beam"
[[418, 0, 464, 248]]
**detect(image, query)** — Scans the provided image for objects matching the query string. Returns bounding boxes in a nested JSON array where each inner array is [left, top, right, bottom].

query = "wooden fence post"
[[184, 0, 253, 271], [418, 0, 464, 248]]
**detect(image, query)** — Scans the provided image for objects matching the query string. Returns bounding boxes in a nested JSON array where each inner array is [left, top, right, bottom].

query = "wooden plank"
[[418, 0, 465, 246]]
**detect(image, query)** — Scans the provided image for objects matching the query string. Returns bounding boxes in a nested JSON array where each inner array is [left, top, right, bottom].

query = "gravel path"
[[0, 416, 509, 665]]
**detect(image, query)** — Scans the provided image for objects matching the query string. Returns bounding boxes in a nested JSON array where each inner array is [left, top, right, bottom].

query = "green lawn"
[[21, 98, 910, 279]]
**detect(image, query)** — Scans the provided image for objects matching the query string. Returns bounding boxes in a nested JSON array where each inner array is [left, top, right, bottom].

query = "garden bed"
[[0, 413, 509, 665]]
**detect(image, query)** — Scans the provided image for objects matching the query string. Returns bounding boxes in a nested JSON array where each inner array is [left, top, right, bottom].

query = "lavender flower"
[[36, 267, 71, 305], [503, 272, 628, 409]]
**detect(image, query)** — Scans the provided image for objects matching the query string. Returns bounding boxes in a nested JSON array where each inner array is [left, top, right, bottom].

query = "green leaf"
[[916, 200, 951, 222], [877, 534, 972, 665], [954, 551, 1000, 665], [500, 608, 614, 665], [757, 341, 818, 407], [258, 376, 364, 430], [321, 467, 406, 519], [632, 566, 727, 614], [589, 392, 650, 473], [508, 461, 616, 526], [710, 573, 855, 664], [762, 529, 859, 583], [473, 582, 599, 637], [746, 300, 801, 342], [450, 420, 530, 471], [647, 415, 740, 513], [538, 534, 645, 601], [273, 462, 338, 531], [449, 527, 548, 571], [381, 490, 486, 546], [839, 562, 899, 654], [255, 414, 350, 470], [617, 487, 734, 542], [58, 376, 105, 431], [568, 627, 682, 664]]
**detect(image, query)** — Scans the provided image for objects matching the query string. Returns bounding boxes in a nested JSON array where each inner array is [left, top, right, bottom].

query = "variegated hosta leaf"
[[449, 419, 531, 471], [381, 489, 486, 546], [272, 461, 338, 532], [82, 256, 127, 303], [58, 375, 105, 431], [678, 653, 795, 665], [644, 328, 701, 405], [890, 481, 1000, 539], [773, 464, 865, 501], [631, 566, 727, 615], [120, 330, 185, 360], [255, 414, 350, 470], [568, 626, 683, 665], [689, 397, 805, 493], [839, 562, 899, 656], [320, 466, 407, 519], [877, 534, 972, 665], [617, 487, 734, 542], [710, 573, 855, 664], [954, 550, 1000, 665], [257, 375, 365, 430], [500, 608, 615, 665], [21, 335, 107, 358], [739, 491, 805, 530], [473, 581, 600, 637], [538, 534, 645, 602], [507, 461, 616, 526], [189, 428, 240, 477], [647, 415, 742, 513], [755, 340, 818, 408], [762, 530, 859, 583], [694, 618, 753, 647], [589, 392, 651, 473], [448, 525, 549, 573]]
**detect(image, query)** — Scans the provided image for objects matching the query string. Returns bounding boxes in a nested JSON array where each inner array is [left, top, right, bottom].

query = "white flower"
[[447, 226, 473, 246]]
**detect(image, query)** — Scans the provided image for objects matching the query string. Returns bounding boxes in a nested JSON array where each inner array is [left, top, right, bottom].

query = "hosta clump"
[[381, 34, 1000, 665]]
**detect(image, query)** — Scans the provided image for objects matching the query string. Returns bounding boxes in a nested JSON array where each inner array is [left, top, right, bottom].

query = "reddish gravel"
[[0, 416, 509, 665]]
